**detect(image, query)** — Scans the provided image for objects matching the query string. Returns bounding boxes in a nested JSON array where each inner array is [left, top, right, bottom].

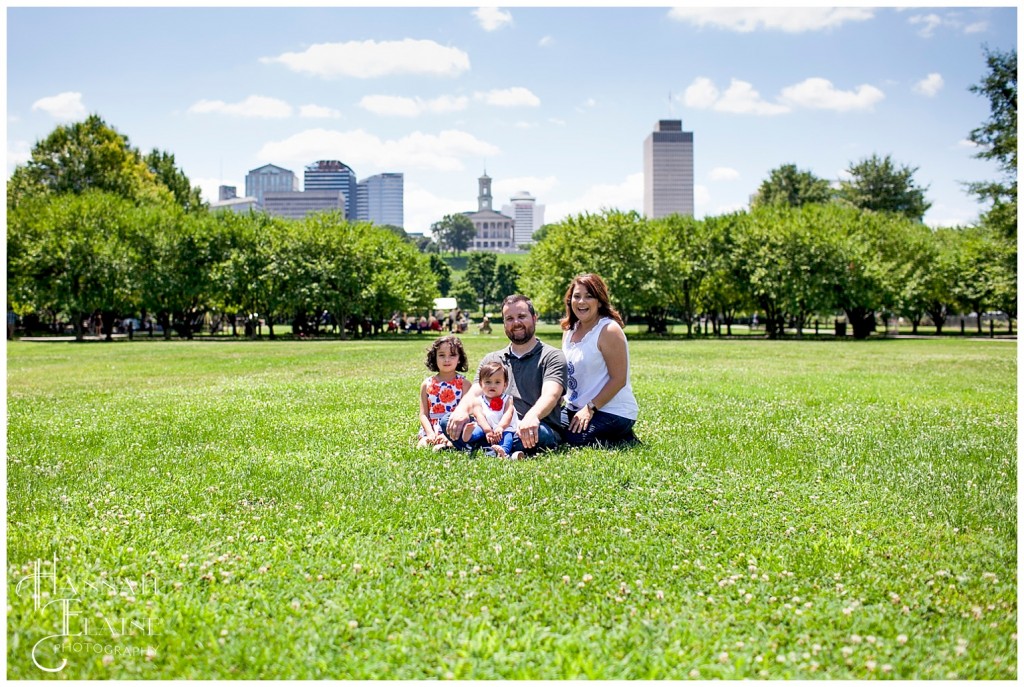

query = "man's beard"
[[506, 321, 534, 345]]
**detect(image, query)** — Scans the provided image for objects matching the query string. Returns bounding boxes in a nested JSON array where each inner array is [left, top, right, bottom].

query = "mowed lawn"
[[6, 334, 1017, 679]]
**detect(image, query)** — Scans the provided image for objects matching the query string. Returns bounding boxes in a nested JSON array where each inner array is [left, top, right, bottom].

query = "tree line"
[[520, 204, 1014, 339]]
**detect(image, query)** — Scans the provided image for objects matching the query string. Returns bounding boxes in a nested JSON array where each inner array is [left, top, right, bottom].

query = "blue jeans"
[[459, 426, 515, 455], [439, 413, 561, 455], [562, 408, 638, 448]]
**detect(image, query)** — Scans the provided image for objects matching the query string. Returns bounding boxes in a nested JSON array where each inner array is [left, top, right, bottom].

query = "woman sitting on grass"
[[416, 335, 468, 450], [560, 273, 639, 447]]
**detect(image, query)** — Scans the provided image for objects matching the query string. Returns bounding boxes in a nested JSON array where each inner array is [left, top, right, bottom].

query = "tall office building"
[[643, 119, 694, 218], [501, 192, 545, 249], [356, 173, 404, 228], [305, 160, 357, 219], [245, 164, 299, 207]]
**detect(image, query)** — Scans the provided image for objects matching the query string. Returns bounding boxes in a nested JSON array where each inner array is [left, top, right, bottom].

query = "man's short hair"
[[501, 294, 537, 317]]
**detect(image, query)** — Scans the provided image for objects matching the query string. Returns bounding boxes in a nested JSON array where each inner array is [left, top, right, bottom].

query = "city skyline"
[[7, 6, 1017, 234]]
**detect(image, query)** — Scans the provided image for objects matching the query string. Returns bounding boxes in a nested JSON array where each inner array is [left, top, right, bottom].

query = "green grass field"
[[6, 335, 1017, 679]]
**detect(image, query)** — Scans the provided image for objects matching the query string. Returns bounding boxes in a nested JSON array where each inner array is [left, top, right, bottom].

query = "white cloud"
[[718, 79, 790, 115], [545, 173, 643, 223], [188, 95, 292, 118], [909, 13, 944, 38], [538, 35, 555, 47], [299, 104, 341, 119], [474, 7, 513, 31], [258, 128, 500, 173], [668, 7, 874, 33], [359, 94, 469, 117], [404, 182, 473, 234], [913, 73, 944, 97], [957, 139, 980, 150], [494, 176, 559, 197], [474, 87, 541, 108], [709, 167, 740, 182], [8, 140, 31, 174], [684, 77, 789, 115], [261, 40, 470, 79], [31, 91, 87, 120], [908, 11, 986, 38], [780, 78, 884, 111]]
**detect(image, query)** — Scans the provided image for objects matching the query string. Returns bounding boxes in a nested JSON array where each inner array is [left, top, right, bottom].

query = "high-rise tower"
[[304, 160, 357, 219], [356, 173, 404, 228], [643, 120, 694, 218]]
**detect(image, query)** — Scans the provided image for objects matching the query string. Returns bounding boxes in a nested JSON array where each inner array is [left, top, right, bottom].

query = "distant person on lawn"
[[441, 295, 566, 456], [559, 273, 639, 447]]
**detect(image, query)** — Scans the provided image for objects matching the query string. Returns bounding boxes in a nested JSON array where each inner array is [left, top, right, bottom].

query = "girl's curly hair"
[[424, 335, 468, 372]]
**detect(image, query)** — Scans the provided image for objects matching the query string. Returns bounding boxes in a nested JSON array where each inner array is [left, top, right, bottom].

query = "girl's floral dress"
[[420, 374, 466, 437]]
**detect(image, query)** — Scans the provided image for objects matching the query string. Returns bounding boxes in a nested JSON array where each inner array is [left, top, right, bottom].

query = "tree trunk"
[[159, 312, 172, 340], [845, 307, 875, 339], [74, 311, 85, 342], [102, 311, 117, 341]]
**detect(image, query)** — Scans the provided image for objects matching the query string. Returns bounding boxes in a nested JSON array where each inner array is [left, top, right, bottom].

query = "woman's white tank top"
[[562, 317, 638, 420]]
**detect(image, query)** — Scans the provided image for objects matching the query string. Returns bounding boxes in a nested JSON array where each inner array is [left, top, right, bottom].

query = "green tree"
[[429, 254, 452, 296], [464, 252, 498, 315], [751, 163, 833, 209], [134, 207, 227, 339], [144, 149, 205, 213], [649, 214, 713, 336], [219, 211, 294, 339], [914, 227, 963, 334], [7, 115, 172, 209], [837, 154, 931, 222], [521, 209, 655, 322], [700, 212, 752, 336], [7, 191, 139, 341], [431, 213, 476, 256], [730, 206, 840, 339], [828, 206, 927, 339], [450, 279, 480, 316], [968, 46, 1017, 241], [491, 262, 520, 305], [953, 224, 1011, 334]]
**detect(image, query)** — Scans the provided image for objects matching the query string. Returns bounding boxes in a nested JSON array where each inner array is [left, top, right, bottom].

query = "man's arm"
[[517, 379, 563, 449], [445, 381, 482, 440]]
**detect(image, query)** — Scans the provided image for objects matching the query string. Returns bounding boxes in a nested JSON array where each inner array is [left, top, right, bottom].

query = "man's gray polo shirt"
[[478, 340, 567, 434]]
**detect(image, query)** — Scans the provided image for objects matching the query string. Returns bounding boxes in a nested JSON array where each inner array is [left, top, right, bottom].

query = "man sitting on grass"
[[441, 295, 566, 457]]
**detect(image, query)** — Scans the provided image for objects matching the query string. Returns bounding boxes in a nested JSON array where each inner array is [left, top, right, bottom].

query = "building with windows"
[[465, 172, 515, 252], [210, 195, 260, 213], [263, 190, 345, 220], [245, 164, 299, 207], [356, 173, 404, 228], [501, 191, 545, 249], [304, 160, 357, 219], [643, 119, 694, 218]]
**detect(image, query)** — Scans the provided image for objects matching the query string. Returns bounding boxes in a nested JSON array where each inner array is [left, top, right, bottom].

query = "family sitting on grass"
[[416, 273, 639, 458]]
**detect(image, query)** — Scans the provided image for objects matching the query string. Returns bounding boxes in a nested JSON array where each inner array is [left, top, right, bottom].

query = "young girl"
[[417, 335, 469, 449], [456, 361, 524, 460]]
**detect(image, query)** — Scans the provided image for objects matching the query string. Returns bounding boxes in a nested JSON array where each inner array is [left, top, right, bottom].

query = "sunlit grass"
[[6, 336, 1016, 678]]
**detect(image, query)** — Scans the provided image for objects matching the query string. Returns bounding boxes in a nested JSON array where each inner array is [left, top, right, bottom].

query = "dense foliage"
[[6, 117, 438, 340], [523, 205, 1014, 339]]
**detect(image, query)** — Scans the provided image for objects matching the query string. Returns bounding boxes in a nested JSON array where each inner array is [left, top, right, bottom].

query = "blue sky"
[[6, 5, 1018, 233]]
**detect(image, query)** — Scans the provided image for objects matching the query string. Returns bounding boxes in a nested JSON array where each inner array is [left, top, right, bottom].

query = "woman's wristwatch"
[[587, 401, 597, 414]]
